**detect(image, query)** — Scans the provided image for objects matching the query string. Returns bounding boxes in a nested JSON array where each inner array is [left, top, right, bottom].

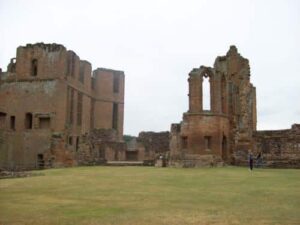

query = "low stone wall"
[[137, 131, 170, 157], [169, 154, 224, 168], [76, 129, 126, 165], [253, 124, 300, 168]]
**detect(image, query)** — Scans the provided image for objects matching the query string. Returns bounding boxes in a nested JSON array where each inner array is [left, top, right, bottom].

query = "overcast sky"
[[0, 0, 299, 136]]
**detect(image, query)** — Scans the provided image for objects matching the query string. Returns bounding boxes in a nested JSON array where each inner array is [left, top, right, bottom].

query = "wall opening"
[[25, 113, 33, 129], [0, 112, 6, 129], [99, 146, 105, 158], [222, 136, 227, 160], [68, 136, 73, 145], [37, 154, 44, 169], [31, 59, 38, 76], [67, 53, 76, 77], [76, 137, 79, 152], [90, 99, 95, 130], [113, 73, 119, 93], [112, 103, 118, 130], [77, 92, 83, 126], [114, 150, 118, 160], [204, 136, 212, 150], [126, 151, 138, 161], [39, 117, 50, 129], [91, 71, 97, 90], [79, 64, 85, 83], [182, 136, 188, 149], [10, 116, 15, 130], [221, 75, 227, 114], [69, 88, 74, 125], [8, 58, 16, 73], [202, 75, 211, 110], [91, 76, 96, 90]]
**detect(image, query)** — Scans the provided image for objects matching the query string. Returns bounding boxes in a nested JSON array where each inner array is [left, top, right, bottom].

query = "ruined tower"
[[169, 46, 256, 167], [0, 43, 125, 169]]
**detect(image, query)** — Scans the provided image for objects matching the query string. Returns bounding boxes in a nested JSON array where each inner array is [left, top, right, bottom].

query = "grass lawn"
[[0, 166, 300, 225]]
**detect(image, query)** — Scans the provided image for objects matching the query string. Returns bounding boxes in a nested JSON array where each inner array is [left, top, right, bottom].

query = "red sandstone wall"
[[170, 46, 257, 166], [15, 44, 67, 79], [0, 43, 125, 170], [253, 124, 300, 168], [93, 68, 125, 141]]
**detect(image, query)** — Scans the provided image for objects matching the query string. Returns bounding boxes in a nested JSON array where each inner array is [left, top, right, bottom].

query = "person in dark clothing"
[[248, 151, 254, 171]]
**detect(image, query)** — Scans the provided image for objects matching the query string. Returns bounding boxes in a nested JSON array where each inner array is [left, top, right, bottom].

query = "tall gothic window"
[[202, 74, 211, 110]]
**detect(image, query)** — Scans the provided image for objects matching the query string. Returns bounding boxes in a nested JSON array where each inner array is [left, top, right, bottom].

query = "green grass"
[[0, 166, 300, 225]]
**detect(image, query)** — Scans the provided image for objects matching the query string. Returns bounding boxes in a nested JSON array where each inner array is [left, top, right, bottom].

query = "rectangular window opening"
[[39, 117, 50, 129], [77, 92, 83, 126], [10, 116, 15, 130], [68, 136, 73, 145], [112, 103, 118, 130], [91, 78, 95, 90], [25, 113, 33, 129], [182, 136, 188, 149], [204, 136, 212, 150], [79, 64, 85, 83], [113, 73, 119, 93], [0, 112, 7, 129], [31, 59, 38, 76], [69, 88, 74, 125], [76, 137, 79, 152], [90, 99, 95, 130]]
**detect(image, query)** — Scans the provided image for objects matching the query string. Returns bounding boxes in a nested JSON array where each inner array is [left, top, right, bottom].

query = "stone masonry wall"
[[253, 124, 300, 168], [0, 43, 125, 170], [137, 131, 170, 159]]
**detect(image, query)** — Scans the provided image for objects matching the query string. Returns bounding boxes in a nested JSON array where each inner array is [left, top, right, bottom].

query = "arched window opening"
[[31, 59, 38, 76], [202, 74, 211, 111], [221, 75, 227, 114]]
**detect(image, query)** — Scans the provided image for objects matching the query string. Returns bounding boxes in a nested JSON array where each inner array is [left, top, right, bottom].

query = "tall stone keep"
[[0, 43, 125, 170], [169, 46, 257, 167]]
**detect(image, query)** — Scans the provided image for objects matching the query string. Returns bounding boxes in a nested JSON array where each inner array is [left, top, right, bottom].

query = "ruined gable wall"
[[214, 46, 257, 163]]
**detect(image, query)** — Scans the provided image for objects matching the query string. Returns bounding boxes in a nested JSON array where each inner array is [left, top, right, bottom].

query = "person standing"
[[248, 151, 254, 171]]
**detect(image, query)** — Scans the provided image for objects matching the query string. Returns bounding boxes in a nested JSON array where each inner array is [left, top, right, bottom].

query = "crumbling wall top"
[[226, 45, 239, 56], [94, 67, 124, 75], [20, 43, 66, 52], [189, 66, 214, 77]]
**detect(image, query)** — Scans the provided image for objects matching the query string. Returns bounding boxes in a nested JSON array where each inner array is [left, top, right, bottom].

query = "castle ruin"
[[169, 46, 300, 167], [0, 43, 299, 170], [0, 43, 125, 170]]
